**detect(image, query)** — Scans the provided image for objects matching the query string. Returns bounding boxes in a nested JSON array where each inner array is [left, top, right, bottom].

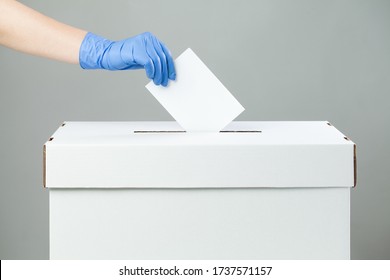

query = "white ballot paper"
[[145, 48, 245, 132]]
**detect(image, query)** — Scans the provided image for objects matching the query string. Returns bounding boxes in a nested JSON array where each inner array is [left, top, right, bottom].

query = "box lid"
[[44, 121, 356, 188]]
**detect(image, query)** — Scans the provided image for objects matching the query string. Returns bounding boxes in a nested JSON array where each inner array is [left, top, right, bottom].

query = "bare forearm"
[[0, 0, 86, 64]]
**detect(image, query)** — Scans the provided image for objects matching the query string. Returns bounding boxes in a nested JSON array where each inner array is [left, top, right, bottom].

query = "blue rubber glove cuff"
[[79, 32, 114, 70]]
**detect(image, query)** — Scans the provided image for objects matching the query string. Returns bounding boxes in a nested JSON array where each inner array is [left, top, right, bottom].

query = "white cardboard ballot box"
[[44, 121, 356, 260]]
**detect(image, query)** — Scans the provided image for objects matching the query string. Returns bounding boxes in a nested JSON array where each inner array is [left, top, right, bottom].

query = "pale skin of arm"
[[0, 0, 87, 64]]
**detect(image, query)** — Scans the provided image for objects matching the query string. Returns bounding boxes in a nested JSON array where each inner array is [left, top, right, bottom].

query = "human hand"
[[79, 32, 176, 86]]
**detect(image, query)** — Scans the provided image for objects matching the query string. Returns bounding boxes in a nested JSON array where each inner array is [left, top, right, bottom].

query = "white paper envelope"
[[145, 48, 245, 132]]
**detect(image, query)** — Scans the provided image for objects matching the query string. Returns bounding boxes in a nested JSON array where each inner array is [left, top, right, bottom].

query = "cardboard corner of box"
[[43, 122, 66, 189], [43, 143, 47, 189], [353, 143, 357, 188]]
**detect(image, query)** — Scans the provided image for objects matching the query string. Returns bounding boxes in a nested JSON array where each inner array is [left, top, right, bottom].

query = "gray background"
[[0, 0, 389, 259]]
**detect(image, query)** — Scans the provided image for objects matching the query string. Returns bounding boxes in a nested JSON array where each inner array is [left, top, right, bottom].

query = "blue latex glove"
[[79, 32, 176, 86]]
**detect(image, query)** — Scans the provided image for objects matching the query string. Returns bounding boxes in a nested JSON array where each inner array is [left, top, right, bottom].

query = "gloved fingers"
[[152, 36, 168, 87], [145, 36, 162, 85], [160, 42, 176, 81], [144, 58, 155, 80]]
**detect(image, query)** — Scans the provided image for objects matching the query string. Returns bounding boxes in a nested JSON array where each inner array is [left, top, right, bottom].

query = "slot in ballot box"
[[44, 121, 356, 259]]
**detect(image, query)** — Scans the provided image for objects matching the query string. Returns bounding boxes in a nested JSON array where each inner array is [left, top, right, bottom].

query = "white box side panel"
[[46, 145, 354, 188], [50, 188, 350, 260]]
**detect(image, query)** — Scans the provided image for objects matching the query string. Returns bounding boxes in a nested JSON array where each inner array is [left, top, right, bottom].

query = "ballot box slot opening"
[[133, 130, 262, 134]]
